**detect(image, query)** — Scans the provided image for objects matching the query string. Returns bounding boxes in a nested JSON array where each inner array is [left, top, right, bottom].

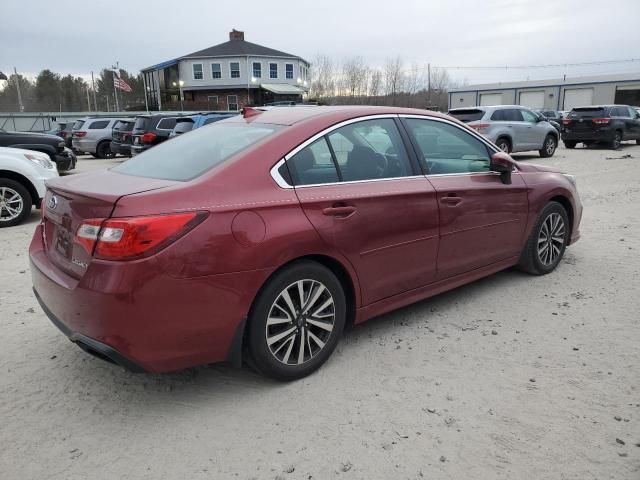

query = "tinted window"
[[405, 118, 491, 175], [88, 120, 109, 129], [72, 120, 85, 130], [133, 117, 150, 130], [157, 118, 177, 130], [286, 137, 339, 186], [490, 109, 506, 121], [448, 109, 485, 123], [114, 120, 134, 131], [173, 121, 194, 134], [505, 109, 523, 121], [113, 123, 279, 181], [569, 108, 605, 118], [327, 118, 412, 181], [612, 106, 630, 117]]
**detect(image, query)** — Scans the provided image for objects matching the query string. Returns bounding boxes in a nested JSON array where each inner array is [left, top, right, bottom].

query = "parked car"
[[30, 106, 582, 380], [47, 121, 74, 148], [0, 147, 58, 227], [130, 114, 181, 155], [561, 105, 640, 149], [448, 105, 559, 157], [111, 119, 136, 157], [72, 117, 132, 158], [536, 110, 563, 122], [0, 128, 76, 172], [168, 113, 238, 138]]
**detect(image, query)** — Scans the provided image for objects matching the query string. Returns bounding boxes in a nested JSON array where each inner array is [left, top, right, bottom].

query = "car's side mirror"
[[490, 152, 515, 184]]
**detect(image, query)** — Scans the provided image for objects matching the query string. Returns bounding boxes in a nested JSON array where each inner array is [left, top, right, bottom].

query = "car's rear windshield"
[[112, 123, 280, 181], [173, 121, 194, 134], [72, 120, 85, 130], [133, 117, 150, 131], [569, 108, 606, 118], [114, 120, 134, 131], [448, 109, 485, 123]]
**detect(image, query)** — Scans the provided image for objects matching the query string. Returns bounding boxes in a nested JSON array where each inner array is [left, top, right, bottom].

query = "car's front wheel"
[[539, 135, 557, 158], [495, 138, 511, 153], [96, 141, 114, 159], [518, 201, 569, 275], [247, 261, 346, 381], [0, 179, 32, 228]]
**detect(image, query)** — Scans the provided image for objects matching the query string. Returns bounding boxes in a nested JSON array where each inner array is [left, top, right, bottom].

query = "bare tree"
[[369, 69, 382, 98], [309, 54, 336, 100], [384, 56, 403, 101], [342, 56, 369, 99]]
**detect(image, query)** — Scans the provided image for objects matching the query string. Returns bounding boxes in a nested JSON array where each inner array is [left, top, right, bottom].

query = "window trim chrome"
[[269, 113, 513, 189]]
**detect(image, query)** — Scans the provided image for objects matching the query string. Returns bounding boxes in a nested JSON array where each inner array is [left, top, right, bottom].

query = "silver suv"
[[71, 117, 131, 159], [448, 105, 559, 157]]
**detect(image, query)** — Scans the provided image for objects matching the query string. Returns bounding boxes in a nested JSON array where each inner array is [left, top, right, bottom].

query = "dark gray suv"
[[448, 105, 559, 157]]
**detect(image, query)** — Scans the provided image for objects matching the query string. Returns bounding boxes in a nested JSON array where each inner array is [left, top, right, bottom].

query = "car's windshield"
[[569, 108, 605, 118], [448, 109, 485, 123], [112, 122, 280, 181]]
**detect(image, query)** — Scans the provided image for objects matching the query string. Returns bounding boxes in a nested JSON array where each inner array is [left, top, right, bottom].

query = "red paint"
[[29, 106, 582, 373]]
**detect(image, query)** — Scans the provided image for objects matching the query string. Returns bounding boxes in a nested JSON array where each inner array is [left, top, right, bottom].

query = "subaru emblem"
[[47, 195, 58, 210]]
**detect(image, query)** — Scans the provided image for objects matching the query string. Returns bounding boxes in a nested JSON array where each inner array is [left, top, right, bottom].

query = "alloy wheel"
[[0, 187, 24, 222], [265, 279, 336, 366], [537, 212, 565, 266], [613, 132, 621, 149], [545, 137, 556, 155]]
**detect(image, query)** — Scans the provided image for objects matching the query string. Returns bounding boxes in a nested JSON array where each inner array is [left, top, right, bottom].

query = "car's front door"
[[623, 106, 640, 139], [521, 108, 550, 149], [402, 116, 528, 279], [283, 116, 440, 306]]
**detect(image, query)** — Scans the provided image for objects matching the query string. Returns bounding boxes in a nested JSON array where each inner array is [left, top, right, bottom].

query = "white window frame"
[[227, 95, 239, 111], [269, 63, 278, 79], [252, 62, 262, 79], [230, 62, 240, 79], [285, 63, 294, 80], [192, 63, 203, 80], [211, 63, 222, 79]]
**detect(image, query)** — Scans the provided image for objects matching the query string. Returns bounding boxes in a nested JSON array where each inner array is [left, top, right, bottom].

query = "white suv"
[[71, 117, 132, 159], [0, 147, 59, 227]]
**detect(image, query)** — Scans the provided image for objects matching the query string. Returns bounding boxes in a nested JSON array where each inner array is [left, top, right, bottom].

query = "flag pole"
[[112, 64, 120, 112], [91, 71, 98, 111]]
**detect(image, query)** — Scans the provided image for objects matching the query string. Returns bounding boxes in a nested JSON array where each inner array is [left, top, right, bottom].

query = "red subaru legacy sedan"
[[30, 106, 582, 380]]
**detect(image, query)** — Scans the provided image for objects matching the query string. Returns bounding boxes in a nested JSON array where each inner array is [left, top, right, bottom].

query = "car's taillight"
[[469, 123, 490, 131], [562, 119, 572, 125], [59, 131, 67, 138], [592, 118, 610, 124], [75, 213, 206, 260], [141, 132, 157, 143], [74, 131, 87, 138]]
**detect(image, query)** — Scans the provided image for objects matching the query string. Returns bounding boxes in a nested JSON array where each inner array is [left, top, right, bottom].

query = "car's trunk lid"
[[42, 170, 177, 278], [564, 107, 608, 132]]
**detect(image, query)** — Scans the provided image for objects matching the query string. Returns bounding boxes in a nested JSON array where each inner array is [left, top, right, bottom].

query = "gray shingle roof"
[[180, 39, 302, 60]]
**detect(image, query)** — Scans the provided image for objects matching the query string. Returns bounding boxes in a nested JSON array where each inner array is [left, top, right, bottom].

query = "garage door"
[[563, 88, 593, 110], [479, 93, 503, 106], [519, 91, 545, 109], [614, 84, 640, 106]]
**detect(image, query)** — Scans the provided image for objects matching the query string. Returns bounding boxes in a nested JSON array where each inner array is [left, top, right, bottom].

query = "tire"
[[247, 261, 346, 381], [518, 201, 569, 275], [610, 131, 622, 150], [495, 137, 511, 153], [96, 141, 114, 159], [636, 139, 640, 145], [563, 141, 576, 149], [0, 178, 32, 228], [539, 135, 557, 158]]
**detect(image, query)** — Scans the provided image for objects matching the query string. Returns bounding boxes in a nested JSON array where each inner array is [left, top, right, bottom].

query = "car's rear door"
[[627, 106, 640, 139], [283, 116, 439, 306], [521, 108, 548, 148], [401, 116, 528, 279]]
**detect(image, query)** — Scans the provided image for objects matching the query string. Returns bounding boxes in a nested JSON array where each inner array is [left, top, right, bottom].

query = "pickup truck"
[[0, 128, 76, 172]]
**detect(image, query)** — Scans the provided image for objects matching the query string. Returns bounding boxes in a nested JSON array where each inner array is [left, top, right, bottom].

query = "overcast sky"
[[1, 0, 639, 85]]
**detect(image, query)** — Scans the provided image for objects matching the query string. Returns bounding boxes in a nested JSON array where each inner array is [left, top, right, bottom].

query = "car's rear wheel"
[[611, 131, 622, 149], [0, 179, 32, 228], [539, 135, 557, 158], [96, 141, 114, 159], [495, 138, 511, 153], [563, 141, 576, 149], [518, 201, 569, 275], [247, 261, 346, 381]]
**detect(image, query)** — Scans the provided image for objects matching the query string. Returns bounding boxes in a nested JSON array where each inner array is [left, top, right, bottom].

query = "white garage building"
[[448, 73, 640, 111]]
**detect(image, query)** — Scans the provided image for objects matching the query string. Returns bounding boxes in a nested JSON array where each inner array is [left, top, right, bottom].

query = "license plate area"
[[54, 216, 74, 260]]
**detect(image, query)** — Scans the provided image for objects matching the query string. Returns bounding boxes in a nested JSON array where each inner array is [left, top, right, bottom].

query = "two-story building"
[[141, 30, 310, 111]]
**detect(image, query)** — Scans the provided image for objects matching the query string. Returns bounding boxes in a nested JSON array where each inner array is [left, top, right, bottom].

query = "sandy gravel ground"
[[1, 145, 639, 480]]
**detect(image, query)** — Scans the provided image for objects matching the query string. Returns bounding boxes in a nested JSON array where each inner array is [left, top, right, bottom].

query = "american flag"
[[113, 69, 132, 92]]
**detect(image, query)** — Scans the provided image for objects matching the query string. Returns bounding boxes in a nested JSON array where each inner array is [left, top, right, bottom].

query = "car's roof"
[[224, 105, 451, 126]]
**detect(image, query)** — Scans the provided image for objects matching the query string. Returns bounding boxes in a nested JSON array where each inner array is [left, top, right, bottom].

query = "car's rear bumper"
[[111, 141, 131, 156], [71, 139, 97, 153], [53, 149, 76, 171], [29, 223, 271, 373], [562, 129, 613, 142]]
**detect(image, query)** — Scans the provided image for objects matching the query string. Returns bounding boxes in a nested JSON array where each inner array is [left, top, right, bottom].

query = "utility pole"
[[13, 67, 24, 112], [91, 71, 98, 111], [86, 85, 91, 110], [427, 63, 431, 107]]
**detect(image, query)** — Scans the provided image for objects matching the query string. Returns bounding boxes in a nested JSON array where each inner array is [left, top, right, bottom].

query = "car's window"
[[72, 120, 85, 130], [613, 106, 630, 117], [505, 109, 524, 121], [405, 118, 491, 175], [569, 108, 605, 118], [490, 109, 506, 121], [629, 107, 639, 118], [326, 118, 412, 181], [113, 123, 280, 181], [448, 109, 485, 123], [521, 110, 538, 123], [87, 120, 109, 129], [284, 137, 340, 186], [173, 121, 194, 134], [157, 118, 177, 130], [133, 117, 150, 131]]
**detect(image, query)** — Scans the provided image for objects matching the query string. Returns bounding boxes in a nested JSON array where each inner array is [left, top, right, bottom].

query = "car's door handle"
[[322, 205, 356, 217], [440, 196, 463, 206]]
